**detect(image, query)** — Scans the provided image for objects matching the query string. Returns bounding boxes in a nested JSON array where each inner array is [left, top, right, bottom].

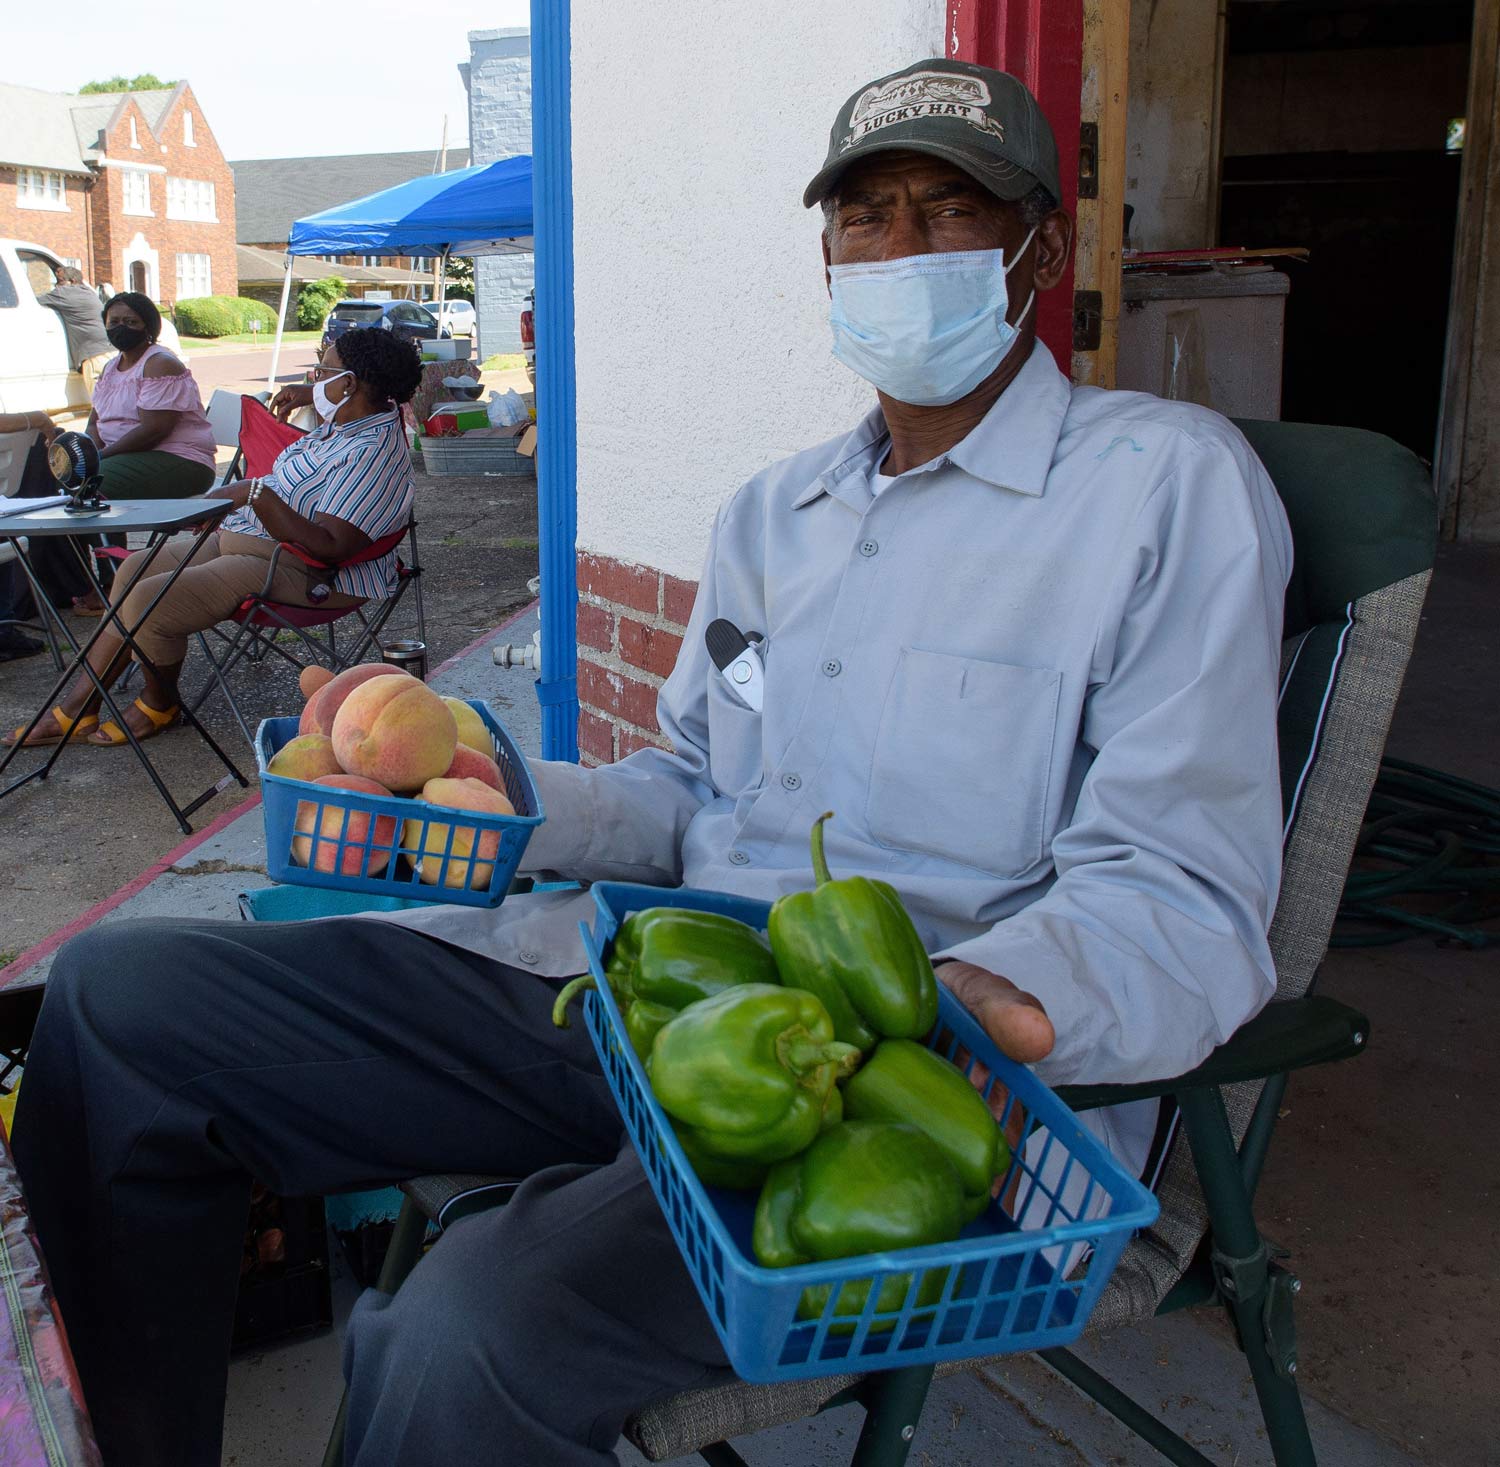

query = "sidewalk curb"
[[0, 792, 261, 988]]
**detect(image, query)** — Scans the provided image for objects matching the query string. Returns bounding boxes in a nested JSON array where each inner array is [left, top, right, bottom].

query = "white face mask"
[[828, 230, 1037, 406], [313, 370, 353, 423]]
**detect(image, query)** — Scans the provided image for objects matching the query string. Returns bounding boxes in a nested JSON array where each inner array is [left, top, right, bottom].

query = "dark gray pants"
[[11, 917, 731, 1465]]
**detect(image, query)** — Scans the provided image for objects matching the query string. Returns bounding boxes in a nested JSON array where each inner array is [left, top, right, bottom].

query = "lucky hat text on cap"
[[804, 58, 1061, 212]]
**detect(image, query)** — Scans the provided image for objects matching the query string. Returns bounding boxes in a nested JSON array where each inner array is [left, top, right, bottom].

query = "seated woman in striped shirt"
[[5, 328, 420, 748]]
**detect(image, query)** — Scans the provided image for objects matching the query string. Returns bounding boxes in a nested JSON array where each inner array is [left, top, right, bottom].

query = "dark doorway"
[[129, 260, 148, 294], [1219, 0, 1472, 461]]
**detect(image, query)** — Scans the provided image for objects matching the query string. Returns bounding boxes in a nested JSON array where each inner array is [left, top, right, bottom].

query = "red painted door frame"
[[949, 0, 1083, 368]]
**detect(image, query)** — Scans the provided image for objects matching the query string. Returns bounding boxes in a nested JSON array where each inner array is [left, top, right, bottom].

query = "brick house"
[[0, 80, 236, 308]]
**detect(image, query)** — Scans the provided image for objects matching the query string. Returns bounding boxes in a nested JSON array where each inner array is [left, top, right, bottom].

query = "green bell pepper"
[[551, 906, 780, 1038], [753, 1120, 963, 1325], [767, 813, 939, 1051], [671, 1071, 844, 1194], [842, 1038, 1009, 1222], [650, 984, 862, 1165]]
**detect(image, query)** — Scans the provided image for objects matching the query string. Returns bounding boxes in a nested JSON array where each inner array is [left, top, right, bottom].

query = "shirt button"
[[859, 539, 879, 557], [781, 772, 802, 791], [728, 850, 750, 866], [519, 948, 540, 964], [822, 658, 842, 678]]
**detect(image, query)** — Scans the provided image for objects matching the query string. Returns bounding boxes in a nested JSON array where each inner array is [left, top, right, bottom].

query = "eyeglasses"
[[309, 364, 348, 381]]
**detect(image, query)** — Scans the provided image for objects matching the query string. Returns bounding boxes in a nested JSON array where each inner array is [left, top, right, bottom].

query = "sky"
[[6, 0, 530, 160]]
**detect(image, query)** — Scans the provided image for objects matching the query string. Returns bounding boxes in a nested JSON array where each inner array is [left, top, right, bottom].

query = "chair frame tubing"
[[190, 519, 425, 745]]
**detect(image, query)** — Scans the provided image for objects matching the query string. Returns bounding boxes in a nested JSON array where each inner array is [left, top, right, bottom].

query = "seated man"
[[12, 59, 1290, 1466]]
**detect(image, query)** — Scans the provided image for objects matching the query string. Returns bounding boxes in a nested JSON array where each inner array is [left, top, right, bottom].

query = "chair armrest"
[[276, 540, 332, 571], [1054, 995, 1369, 1112]]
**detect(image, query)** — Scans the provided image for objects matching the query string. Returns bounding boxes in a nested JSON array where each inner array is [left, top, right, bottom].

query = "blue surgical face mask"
[[827, 231, 1037, 406]]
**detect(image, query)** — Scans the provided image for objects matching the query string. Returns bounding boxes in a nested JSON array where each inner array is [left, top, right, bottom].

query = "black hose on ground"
[[1331, 758, 1500, 949]]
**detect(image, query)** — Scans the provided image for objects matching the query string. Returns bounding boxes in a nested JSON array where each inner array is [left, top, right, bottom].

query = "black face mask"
[[106, 324, 149, 351]]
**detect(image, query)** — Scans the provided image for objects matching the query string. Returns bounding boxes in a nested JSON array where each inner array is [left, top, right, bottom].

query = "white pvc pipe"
[[267, 256, 295, 389]]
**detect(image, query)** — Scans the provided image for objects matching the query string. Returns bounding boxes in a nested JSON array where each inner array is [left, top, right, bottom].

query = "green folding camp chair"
[[317, 420, 1436, 1467]]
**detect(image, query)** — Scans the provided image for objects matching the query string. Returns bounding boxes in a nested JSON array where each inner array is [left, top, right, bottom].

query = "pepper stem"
[[809, 811, 836, 886], [781, 1034, 864, 1079], [551, 973, 596, 1029]]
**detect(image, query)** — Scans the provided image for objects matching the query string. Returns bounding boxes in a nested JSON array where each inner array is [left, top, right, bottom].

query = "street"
[[186, 344, 320, 401]]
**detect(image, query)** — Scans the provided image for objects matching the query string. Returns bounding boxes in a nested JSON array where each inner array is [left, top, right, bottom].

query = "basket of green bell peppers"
[[571, 817, 1160, 1382]]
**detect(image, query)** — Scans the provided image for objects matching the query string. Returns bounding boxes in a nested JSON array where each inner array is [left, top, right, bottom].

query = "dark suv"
[[321, 299, 448, 349]]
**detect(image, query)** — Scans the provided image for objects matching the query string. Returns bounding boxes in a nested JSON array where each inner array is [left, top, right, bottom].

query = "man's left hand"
[[936, 961, 1055, 1065]]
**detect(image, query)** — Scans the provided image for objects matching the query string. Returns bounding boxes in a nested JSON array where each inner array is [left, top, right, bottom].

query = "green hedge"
[[174, 296, 279, 338]]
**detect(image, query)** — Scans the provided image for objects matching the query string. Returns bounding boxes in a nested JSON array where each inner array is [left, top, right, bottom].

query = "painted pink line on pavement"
[[0, 601, 542, 988], [1, 791, 262, 987]]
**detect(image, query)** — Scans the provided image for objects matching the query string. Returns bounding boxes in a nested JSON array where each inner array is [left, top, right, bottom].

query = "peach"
[[443, 743, 504, 792], [299, 664, 335, 701], [443, 698, 492, 754], [299, 663, 409, 738], [332, 675, 457, 791], [404, 776, 516, 889], [292, 774, 398, 876], [267, 733, 343, 783]]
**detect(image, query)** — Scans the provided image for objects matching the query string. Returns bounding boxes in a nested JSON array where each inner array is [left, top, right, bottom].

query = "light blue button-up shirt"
[[383, 343, 1292, 1119]]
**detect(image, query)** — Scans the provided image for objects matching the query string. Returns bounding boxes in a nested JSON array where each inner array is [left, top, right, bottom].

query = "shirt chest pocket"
[[866, 648, 1062, 878]]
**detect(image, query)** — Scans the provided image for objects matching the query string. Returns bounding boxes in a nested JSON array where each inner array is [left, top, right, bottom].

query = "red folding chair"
[[188, 396, 426, 744]]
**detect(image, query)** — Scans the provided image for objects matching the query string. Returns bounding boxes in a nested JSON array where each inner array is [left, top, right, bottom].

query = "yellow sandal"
[[89, 698, 180, 746], [4, 705, 100, 748]]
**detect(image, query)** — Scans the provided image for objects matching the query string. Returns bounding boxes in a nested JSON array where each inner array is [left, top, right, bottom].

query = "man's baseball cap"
[[803, 58, 1060, 211]]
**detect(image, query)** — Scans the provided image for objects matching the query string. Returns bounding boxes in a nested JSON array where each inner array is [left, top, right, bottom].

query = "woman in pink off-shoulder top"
[[71, 292, 218, 612]]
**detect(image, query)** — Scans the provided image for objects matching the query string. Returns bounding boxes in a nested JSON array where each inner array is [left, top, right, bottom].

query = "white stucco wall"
[[467, 27, 534, 355], [571, 0, 946, 582]]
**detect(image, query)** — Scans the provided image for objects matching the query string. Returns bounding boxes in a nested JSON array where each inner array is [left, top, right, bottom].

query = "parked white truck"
[[0, 238, 181, 497]]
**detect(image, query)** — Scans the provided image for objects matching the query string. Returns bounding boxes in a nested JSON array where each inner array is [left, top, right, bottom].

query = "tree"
[[297, 278, 346, 331], [438, 255, 475, 304], [79, 74, 176, 95]]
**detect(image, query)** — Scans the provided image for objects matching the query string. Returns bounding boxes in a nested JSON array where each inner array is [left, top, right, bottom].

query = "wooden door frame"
[[1436, 0, 1499, 536], [948, 0, 1130, 385]]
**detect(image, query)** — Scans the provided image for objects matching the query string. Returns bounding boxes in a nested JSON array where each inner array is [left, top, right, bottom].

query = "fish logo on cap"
[[839, 69, 1008, 153]]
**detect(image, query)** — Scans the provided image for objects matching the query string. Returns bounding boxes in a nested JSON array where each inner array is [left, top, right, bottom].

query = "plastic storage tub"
[[256, 701, 542, 907], [582, 882, 1160, 1383]]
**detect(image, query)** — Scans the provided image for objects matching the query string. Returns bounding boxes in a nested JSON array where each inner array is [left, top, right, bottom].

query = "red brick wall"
[[575, 551, 700, 767], [0, 168, 96, 271], [92, 88, 238, 309]]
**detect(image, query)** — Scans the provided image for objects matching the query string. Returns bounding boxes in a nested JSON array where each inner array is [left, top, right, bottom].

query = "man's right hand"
[[268, 384, 314, 422]]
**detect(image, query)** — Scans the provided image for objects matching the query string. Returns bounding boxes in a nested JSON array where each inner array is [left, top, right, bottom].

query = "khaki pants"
[[110, 530, 363, 667], [80, 352, 115, 399]]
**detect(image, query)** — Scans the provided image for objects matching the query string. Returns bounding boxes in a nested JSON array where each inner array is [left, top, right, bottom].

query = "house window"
[[175, 252, 211, 301], [122, 169, 152, 215], [166, 178, 216, 221], [183, 110, 196, 146], [16, 168, 67, 211], [129, 115, 140, 148], [361, 256, 380, 268]]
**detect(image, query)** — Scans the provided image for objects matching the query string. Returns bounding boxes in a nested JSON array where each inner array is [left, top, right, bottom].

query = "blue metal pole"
[[531, 0, 579, 762]]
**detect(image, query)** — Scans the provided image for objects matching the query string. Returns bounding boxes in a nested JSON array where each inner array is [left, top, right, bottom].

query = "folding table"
[[0, 500, 249, 833]]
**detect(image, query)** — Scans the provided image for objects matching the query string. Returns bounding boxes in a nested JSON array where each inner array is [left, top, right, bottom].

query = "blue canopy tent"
[[265, 156, 534, 384]]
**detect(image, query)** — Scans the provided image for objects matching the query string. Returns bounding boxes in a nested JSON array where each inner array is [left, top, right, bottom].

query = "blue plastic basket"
[[255, 702, 543, 907], [582, 883, 1160, 1384]]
